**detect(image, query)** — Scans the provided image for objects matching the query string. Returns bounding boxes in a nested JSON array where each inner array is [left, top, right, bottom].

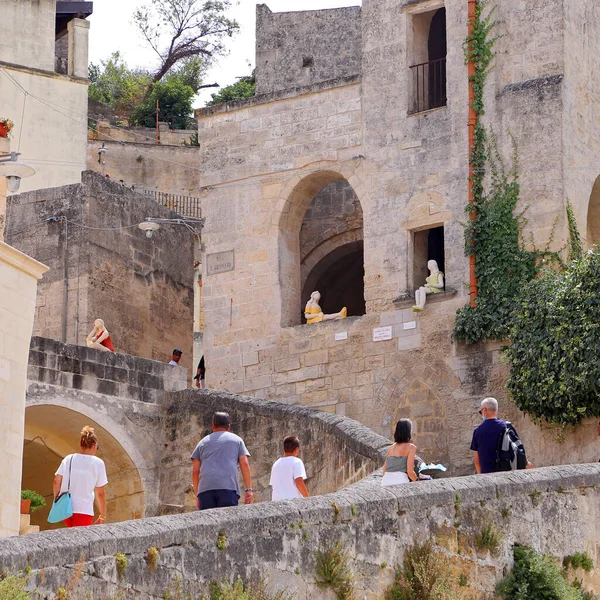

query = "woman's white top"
[[55, 454, 108, 516]]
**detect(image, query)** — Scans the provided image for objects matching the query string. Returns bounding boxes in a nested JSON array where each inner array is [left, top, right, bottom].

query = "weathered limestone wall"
[[86, 140, 201, 198], [2, 464, 599, 598], [0, 63, 89, 193], [255, 4, 362, 95], [192, 0, 600, 479], [160, 389, 388, 510], [25, 337, 188, 528], [6, 172, 195, 371], [0, 244, 47, 538], [0, 0, 56, 72], [562, 3, 600, 244], [91, 120, 198, 147]]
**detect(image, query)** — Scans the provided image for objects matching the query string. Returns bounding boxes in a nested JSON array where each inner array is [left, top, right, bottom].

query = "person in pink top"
[[270, 436, 309, 501]]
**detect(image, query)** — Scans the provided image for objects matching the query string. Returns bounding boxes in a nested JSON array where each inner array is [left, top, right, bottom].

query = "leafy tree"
[[88, 52, 152, 121], [130, 78, 196, 129], [133, 0, 239, 83], [206, 75, 256, 106]]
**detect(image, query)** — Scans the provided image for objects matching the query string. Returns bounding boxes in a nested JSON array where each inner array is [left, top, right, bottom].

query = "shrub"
[[115, 553, 128, 579], [496, 545, 593, 600], [315, 542, 355, 600], [145, 547, 160, 573], [473, 523, 501, 554], [207, 578, 292, 600], [506, 249, 600, 426], [563, 552, 594, 572], [385, 541, 464, 600], [20, 490, 46, 513], [0, 573, 31, 600]]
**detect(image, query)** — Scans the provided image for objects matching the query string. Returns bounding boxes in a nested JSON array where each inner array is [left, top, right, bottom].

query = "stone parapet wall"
[[28, 336, 187, 404], [2, 464, 599, 598], [160, 389, 389, 509], [255, 4, 362, 95]]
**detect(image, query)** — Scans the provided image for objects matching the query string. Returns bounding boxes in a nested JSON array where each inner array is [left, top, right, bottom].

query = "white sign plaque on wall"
[[335, 332, 348, 341], [206, 250, 235, 276], [404, 321, 417, 330], [373, 325, 393, 342]]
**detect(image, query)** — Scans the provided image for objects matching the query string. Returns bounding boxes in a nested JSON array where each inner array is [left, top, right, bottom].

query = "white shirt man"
[[270, 435, 309, 501]]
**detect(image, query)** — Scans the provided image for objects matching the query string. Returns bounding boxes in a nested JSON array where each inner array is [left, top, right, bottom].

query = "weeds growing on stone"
[[385, 541, 465, 600], [145, 546, 160, 572], [457, 573, 468, 587], [207, 578, 293, 600], [115, 552, 128, 579], [217, 533, 227, 551], [563, 552, 594, 572], [529, 489, 542, 507], [496, 545, 595, 600], [0, 572, 31, 600], [315, 542, 355, 600], [473, 523, 501, 554]]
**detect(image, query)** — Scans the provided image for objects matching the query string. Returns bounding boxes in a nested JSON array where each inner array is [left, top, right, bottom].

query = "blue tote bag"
[[48, 455, 74, 523]]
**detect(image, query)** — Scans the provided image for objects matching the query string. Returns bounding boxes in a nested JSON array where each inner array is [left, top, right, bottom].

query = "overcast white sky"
[[88, 0, 361, 106]]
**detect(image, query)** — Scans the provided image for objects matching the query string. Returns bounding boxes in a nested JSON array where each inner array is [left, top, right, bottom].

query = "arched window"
[[279, 174, 365, 327]]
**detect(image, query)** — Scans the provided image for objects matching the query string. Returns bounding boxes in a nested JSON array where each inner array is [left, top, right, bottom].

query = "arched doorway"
[[279, 173, 365, 326], [587, 175, 600, 247], [23, 405, 145, 530]]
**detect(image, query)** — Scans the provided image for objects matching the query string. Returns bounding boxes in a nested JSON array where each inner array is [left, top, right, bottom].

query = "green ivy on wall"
[[506, 247, 600, 426], [453, 2, 553, 344]]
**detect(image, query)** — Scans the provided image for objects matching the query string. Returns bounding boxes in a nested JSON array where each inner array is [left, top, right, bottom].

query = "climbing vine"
[[453, 2, 553, 344]]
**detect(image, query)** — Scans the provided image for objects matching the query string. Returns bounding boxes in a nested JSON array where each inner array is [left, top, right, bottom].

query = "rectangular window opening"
[[408, 6, 447, 114], [413, 226, 445, 291]]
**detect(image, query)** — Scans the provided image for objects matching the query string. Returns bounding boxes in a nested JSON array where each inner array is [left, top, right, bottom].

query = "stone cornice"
[[0, 241, 48, 280]]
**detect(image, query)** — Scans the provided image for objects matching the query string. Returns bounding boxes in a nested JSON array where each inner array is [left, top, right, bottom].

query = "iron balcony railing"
[[409, 57, 447, 114], [140, 189, 202, 219]]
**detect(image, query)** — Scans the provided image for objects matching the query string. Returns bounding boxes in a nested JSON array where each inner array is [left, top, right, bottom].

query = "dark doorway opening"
[[302, 241, 366, 318], [413, 226, 445, 290], [428, 8, 447, 110]]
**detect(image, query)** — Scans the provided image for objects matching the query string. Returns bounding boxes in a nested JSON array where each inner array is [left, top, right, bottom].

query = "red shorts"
[[64, 513, 94, 527]]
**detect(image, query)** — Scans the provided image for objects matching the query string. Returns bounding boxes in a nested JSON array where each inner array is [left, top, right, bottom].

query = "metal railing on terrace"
[[409, 57, 447, 114], [139, 189, 202, 219]]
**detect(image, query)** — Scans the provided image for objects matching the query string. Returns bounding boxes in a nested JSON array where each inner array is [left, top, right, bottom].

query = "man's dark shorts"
[[198, 489, 239, 510]]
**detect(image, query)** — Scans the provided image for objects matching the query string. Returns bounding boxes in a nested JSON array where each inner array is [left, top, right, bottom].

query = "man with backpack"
[[470, 397, 533, 474]]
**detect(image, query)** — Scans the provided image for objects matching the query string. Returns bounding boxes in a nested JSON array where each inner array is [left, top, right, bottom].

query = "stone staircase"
[[19, 514, 39, 535]]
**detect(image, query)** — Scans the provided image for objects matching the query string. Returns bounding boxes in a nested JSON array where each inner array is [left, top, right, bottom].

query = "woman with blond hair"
[[52, 426, 108, 527]]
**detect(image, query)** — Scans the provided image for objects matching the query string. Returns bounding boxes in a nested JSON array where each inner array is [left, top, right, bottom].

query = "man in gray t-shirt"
[[190, 412, 253, 510]]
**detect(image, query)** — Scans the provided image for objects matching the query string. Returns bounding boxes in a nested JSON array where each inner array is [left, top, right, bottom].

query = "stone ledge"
[[393, 288, 457, 309]]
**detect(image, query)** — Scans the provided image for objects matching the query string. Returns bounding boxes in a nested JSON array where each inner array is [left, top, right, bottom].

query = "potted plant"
[[0, 118, 14, 138], [20, 490, 46, 514]]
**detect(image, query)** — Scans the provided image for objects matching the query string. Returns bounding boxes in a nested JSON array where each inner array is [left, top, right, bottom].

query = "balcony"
[[409, 57, 447, 114]]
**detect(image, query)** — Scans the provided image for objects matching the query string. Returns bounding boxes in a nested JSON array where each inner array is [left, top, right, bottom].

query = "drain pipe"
[[61, 216, 68, 343], [468, 0, 478, 307]]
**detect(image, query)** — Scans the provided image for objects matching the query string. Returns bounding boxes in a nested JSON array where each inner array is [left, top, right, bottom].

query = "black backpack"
[[495, 422, 528, 471]]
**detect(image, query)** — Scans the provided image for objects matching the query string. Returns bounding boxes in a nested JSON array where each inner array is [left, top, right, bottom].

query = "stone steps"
[[19, 513, 39, 535]]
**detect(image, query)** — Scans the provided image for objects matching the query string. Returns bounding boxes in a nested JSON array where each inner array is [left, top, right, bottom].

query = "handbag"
[[48, 455, 74, 523]]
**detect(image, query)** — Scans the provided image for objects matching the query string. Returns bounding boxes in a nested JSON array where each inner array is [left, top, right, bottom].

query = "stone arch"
[[278, 165, 366, 327], [23, 402, 146, 530], [586, 175, 600, 247]]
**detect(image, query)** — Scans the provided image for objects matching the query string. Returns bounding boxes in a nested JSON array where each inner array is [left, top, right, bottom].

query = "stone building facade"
[[0, 0, 91, 193], [6, 172, 195, 371], [193, 0, 600, 472]]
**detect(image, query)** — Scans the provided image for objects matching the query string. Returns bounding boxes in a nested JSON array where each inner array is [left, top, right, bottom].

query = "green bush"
[[563, 552, 594, 572], [473, 523, 501, 554], [315, 542, 355, 600], [207, 578, 292, 600], [385, 541, 464, 600], [20, 490, 46, 513], [496, 545, 594, 600], [506, 249, 600, 426], [0, 573, 31, 600]]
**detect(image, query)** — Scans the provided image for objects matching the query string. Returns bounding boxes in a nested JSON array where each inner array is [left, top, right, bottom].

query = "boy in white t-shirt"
[[270, 436, 309, 500]]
